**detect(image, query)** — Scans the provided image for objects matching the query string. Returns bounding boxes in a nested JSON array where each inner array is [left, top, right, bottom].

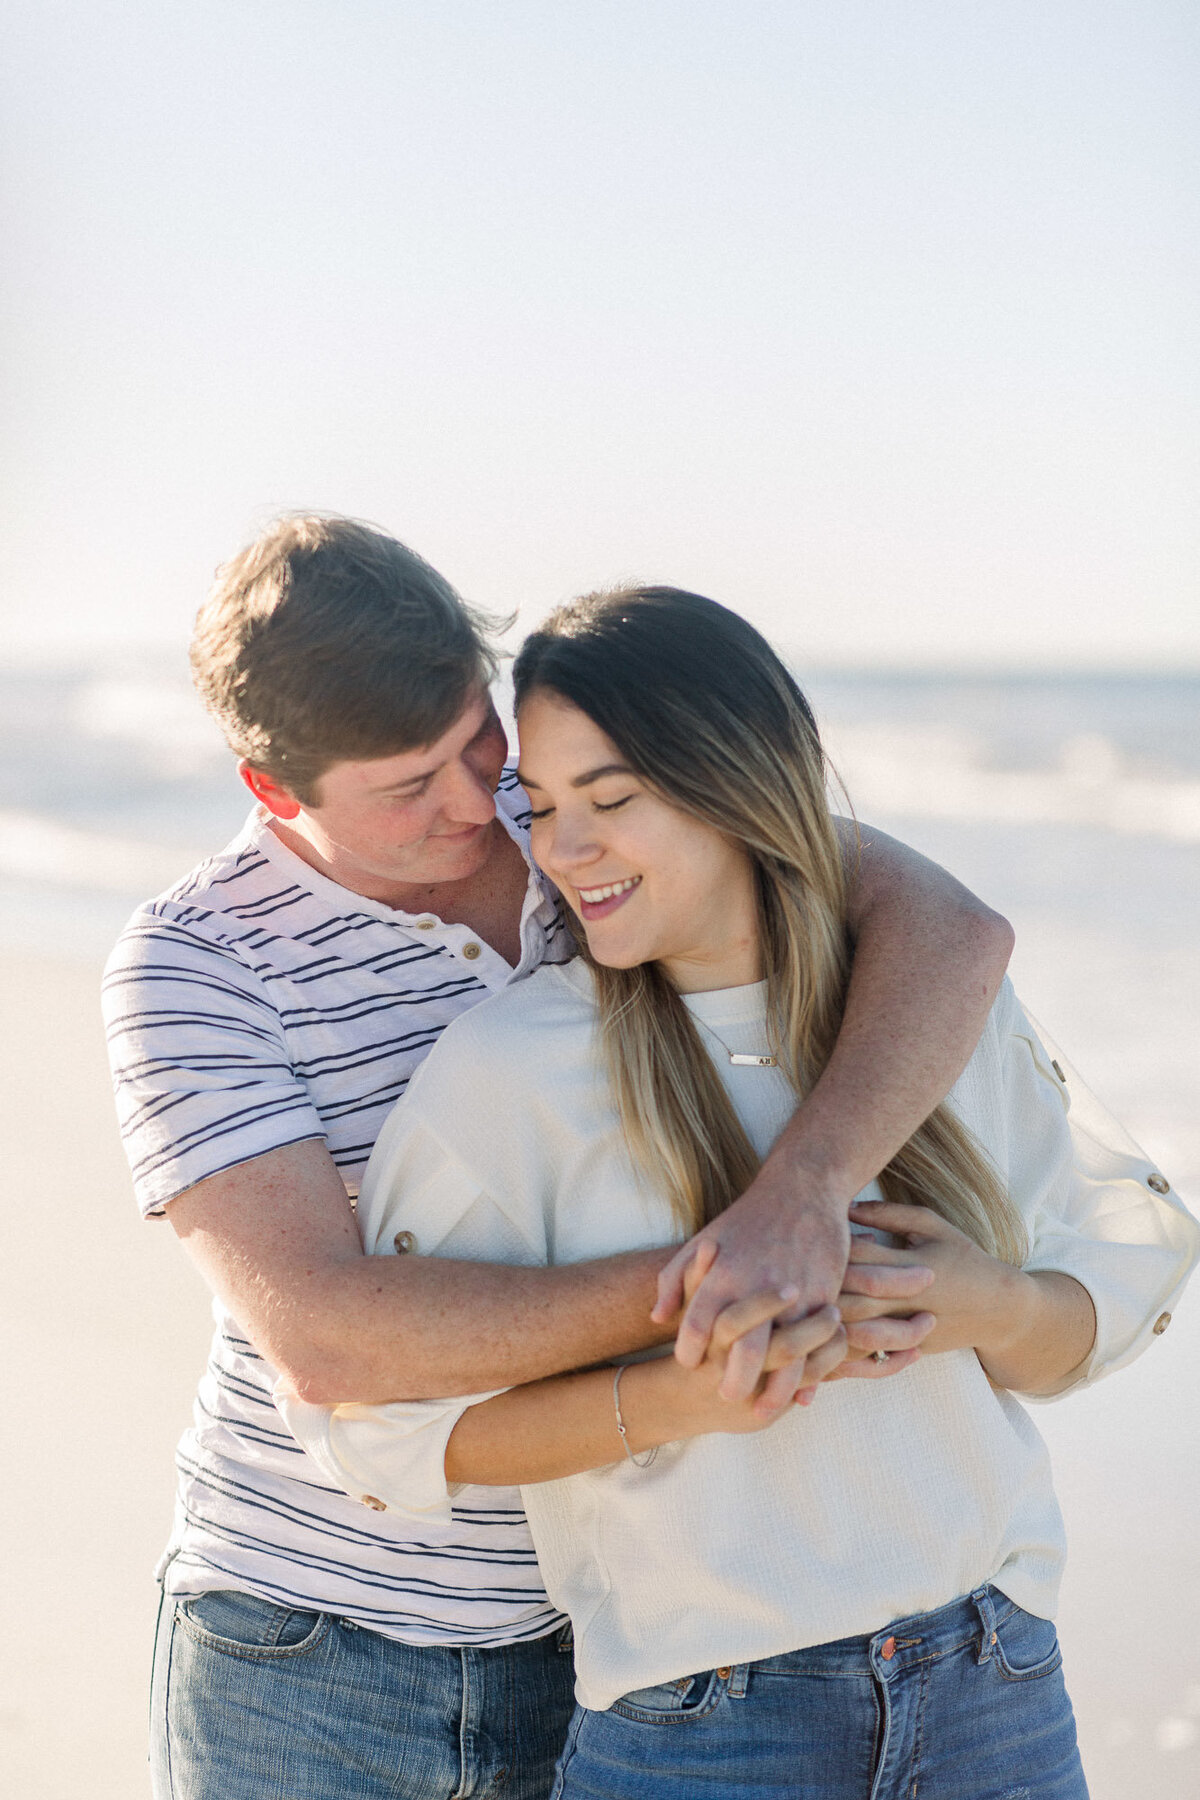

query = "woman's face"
[[516, 689, 762, 993]]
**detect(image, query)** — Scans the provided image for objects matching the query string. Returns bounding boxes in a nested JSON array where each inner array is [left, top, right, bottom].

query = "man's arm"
[[167, 1138, 675, 1404], [659, 821, 1014, 1403]]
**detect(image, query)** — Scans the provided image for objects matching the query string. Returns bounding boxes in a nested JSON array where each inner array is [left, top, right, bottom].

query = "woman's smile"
[[575, 875, 642, 919]]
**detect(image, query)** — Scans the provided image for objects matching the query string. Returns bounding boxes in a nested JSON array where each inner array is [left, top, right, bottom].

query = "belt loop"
[[726, 1663, 749, 1699], [972, 1585, 997, 1665]]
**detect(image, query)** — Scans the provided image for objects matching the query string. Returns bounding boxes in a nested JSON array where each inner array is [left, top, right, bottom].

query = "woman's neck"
[[659, 935, 764, 995]]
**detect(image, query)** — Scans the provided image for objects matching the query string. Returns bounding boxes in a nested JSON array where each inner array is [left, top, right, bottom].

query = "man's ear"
[[239, 762, 303, 821]]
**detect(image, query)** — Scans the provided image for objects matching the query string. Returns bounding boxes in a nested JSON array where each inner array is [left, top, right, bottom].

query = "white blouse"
[[278, 965, 1198, 1711]]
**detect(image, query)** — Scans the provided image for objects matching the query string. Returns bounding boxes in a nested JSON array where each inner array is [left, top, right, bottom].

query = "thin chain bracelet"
[[612, 1365, 658, 1468]]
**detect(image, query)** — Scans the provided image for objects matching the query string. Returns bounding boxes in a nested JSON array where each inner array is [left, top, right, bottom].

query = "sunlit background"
[[2, 6, 1197, 1798]]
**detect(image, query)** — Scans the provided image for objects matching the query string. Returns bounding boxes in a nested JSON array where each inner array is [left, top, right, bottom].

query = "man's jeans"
[[551, 1587, 1089, 1800], [150, 1587, 576, 1799]]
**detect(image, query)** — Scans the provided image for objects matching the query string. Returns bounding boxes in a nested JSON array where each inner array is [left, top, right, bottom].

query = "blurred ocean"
[[6, 653, 1198, 1794]]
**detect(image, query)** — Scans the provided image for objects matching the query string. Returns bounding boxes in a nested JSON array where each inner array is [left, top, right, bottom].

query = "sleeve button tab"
[[1153, 1312, 1172, 1336], [1147, 1173, 1170, 1194]]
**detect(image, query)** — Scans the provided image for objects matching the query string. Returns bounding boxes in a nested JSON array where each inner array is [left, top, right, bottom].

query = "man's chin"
[[426, 821, 496, 874]]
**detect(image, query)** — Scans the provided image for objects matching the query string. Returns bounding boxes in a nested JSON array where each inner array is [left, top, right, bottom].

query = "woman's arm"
[[446, 1299, 852, 1486], [837, 1201, 1097, 1396], [277, 1295, 858, 1508]]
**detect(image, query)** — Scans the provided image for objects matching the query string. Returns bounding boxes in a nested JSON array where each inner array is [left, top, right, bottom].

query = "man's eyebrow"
[[516, 762, 635, 791]]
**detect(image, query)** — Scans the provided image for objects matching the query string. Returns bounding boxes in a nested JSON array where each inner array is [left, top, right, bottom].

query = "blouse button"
[[361, 1495, 386, 1511], [414, 918, 437, 930], [461, 942, 482, 960], [1153, 1312, 1172, 1336], [1147, 1173, 1170, 1194], [394, 1231, 417, 1255]]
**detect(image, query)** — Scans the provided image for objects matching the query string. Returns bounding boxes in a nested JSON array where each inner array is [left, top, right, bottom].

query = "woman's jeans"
[[552, 1587, 1089, 1800], [150, 1586, 576, 1799]]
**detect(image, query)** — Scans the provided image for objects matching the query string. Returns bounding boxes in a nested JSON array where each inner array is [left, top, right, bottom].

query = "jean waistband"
[[746, 1585, 1019, 1686]]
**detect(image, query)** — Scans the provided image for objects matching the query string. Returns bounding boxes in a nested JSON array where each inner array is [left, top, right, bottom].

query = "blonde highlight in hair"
[[513, 587, 1027, 1265]]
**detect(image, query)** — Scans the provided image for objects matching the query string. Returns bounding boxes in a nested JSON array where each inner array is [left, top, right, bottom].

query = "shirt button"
[[1147, 1173, 1170, 1194], [1153, 1312, 1172, 1335], [414, 919, 437, 931], [880, 1637, 896, 1660], [393, 1231, 417, 1255], [361, 1495, 386, 1511], [461, 942, 482, 960]]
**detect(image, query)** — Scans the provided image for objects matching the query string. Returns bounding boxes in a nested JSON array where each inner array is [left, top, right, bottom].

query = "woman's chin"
[[580, 931, 652, 971]]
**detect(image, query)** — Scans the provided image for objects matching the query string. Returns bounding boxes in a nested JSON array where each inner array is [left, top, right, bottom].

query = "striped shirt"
[[102, 768, 573, 1645]]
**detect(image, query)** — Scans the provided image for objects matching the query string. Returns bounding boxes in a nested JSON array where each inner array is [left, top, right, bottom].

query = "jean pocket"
[[176, 1589, 331, 1661], [610, 1669, 723, 1724], [990, 1605, 1063, 1682]]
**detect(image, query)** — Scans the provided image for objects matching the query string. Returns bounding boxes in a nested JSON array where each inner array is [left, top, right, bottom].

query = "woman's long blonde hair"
[[512, 587, 1026, 1264]]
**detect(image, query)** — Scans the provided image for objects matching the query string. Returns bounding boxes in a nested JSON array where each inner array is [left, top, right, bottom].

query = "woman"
[[280, 588, 1197, 1799]]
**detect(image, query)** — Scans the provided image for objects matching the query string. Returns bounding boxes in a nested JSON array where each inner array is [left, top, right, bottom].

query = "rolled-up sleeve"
[[1005, 1004, 1200, 1396], [275, 1387, 501, 1522]]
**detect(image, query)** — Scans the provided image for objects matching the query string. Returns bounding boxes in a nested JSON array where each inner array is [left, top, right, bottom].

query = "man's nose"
[[445, 758, 499, 824]]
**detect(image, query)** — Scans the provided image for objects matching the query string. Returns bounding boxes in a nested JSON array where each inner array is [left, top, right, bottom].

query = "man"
[[104, 514, 1013, 1799]]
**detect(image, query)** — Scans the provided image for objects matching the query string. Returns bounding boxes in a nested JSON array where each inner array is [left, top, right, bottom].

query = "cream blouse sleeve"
[[1002, 991, 1200, 1397], [275, 1016, 555, 1524]]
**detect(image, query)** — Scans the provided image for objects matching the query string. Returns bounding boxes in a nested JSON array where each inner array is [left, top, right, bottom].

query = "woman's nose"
[[544, 813, 601, 874]]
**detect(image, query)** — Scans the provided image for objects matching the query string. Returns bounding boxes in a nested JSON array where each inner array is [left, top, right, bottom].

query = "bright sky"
[[2, 1, 1197, 665]]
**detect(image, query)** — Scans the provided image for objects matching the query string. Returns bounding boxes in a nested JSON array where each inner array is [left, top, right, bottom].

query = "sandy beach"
[[5, 941, 1198, 1800]]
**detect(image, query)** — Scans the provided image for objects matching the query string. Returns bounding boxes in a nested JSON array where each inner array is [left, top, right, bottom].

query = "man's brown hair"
[[191, 515, 502, 803]]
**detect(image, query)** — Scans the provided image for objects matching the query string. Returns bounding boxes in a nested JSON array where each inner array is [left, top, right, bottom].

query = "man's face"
[[268, 690, 510, 901]]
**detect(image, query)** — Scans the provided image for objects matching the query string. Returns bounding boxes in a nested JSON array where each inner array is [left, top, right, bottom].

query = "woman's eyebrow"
[[515, 762, 635, 791]]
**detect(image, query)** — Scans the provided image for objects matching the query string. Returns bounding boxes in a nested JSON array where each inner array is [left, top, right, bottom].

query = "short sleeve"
[[102, 906, 325, 1216], [1003, 999, 1200, 1396]]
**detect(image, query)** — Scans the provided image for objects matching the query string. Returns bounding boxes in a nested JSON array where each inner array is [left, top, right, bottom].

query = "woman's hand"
[[838, 1199, 1097, 1394], [836, 1200, 1024, 1372], [622, 1289, 849, 1444]]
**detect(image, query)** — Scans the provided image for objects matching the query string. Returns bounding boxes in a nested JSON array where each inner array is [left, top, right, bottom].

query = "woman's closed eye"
[[527, 794, 637, 821]]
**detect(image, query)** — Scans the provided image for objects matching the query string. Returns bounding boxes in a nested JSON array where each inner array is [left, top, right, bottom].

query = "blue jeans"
[[551, 1587, 1089, 1799], [150, 1586, 576, 1798]]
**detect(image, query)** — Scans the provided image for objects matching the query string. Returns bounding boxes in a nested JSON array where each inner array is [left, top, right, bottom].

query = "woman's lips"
[[576, 875, 642, 921]]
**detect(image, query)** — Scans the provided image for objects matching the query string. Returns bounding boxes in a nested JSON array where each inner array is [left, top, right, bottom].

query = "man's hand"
[[654, 1155, 935, 1408], [653, 1157, 851, 1406]]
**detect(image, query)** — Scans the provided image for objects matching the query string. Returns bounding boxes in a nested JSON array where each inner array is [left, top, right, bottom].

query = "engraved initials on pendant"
[[729, 1053, 778, 1067]]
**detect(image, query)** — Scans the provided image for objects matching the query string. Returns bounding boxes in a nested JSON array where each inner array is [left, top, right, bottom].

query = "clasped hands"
[[651, 1178, 1015, 1427]]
